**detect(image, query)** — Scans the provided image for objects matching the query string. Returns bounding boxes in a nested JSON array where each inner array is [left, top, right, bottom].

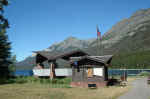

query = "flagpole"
[[99, 25, 103, 56], [97, 25, 102, 56], [100, 37, 101, 56], [97, 34, 99, 56], [100, 25, 102, 56], [96, 25, 99, 56], [99, 33, 102, 56]]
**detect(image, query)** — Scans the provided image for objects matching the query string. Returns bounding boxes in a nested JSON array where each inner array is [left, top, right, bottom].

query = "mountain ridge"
[[16, 8, 150, 70]]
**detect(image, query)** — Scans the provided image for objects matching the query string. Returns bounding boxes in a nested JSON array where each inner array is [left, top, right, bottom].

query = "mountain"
[[44, 36, 95, 52], [16, 37, 94, 69], [92, 8, 150, 54], [103, 8, 150, 42], [111, 50, 150, 69], [16, 56, 35, 70], [16, 8, 150, 70]]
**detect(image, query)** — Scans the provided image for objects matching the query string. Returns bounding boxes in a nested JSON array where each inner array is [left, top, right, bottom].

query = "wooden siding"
[[72, 66, 105, 82]]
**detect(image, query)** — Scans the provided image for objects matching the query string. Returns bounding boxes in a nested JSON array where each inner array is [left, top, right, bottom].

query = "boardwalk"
[[118, 77, 150, 99]]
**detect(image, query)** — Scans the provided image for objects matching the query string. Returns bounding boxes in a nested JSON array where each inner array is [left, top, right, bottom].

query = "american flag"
[[97, 25, 101, 38]]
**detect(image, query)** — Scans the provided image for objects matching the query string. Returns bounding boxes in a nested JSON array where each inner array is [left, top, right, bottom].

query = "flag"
[[97, 25, 101, 38]]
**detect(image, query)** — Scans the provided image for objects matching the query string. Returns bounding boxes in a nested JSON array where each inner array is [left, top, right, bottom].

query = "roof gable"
[[34, 50, 89, 63], [70, 55, 113, 66]]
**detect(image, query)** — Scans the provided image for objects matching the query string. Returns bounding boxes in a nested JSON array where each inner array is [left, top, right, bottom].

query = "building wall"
[[72, 66, 105, 82], [33, 68, 72, 77], [32, 67, 108, 80]]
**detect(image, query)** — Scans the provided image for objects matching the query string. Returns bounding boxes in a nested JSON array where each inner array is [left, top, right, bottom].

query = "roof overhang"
[[33, 50, 89, 63], [70, 55, 113, 66]]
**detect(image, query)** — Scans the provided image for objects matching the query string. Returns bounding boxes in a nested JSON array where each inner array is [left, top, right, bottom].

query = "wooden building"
[[70, 55, 113, 88], [33, 50, 88, 79], [33, 50, 113, 87]]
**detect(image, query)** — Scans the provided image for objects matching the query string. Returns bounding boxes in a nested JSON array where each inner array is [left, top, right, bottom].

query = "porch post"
[[50, 61, 56, 80], [50, 63, 53, 79], [103, 66, 108, 81]]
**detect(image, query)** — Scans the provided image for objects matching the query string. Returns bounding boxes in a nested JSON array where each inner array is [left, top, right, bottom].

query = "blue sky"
[[4, 0, 150, 61]]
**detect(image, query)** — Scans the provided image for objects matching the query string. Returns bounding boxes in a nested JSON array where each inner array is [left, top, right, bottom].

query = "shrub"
[[137, 71, 150, 77], [0, 76, 72, 88], [15, 77, 27, 84]]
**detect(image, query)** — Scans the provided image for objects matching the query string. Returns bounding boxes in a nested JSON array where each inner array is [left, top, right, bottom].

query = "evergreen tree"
[[9, 55, 17, 76], [0, 0, 11, 78]]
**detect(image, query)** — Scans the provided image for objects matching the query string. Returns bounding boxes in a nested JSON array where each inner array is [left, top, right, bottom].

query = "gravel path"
[[118, 77, 150, 99]]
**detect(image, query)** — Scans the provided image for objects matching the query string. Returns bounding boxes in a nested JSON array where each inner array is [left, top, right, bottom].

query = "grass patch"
[[0, 76, 72, 88], [0, 77, 136, 99], [137, 71, 150, 77], [0, 83, 131, 99], [3, 76, 71, 84]]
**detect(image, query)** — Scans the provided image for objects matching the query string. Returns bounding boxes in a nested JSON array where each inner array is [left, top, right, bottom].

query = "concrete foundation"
[[70, 81, 108, 88]]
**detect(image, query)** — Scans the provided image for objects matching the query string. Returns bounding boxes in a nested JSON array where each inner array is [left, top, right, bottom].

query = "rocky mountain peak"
[[65, 36, 78, 41], [131, 8, 150, 18], [16, 8, 150, 70], [46, 36, 93, 52], [102, 8, 150, 43]]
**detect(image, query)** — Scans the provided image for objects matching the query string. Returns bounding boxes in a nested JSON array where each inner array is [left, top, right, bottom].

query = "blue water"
[[108, 69, 150, 76], [14, 70, 33, 76], [14, 69, 150, 76]]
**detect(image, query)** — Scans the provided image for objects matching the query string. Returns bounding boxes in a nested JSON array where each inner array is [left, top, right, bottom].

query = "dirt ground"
[[118, 77, 150, 99]]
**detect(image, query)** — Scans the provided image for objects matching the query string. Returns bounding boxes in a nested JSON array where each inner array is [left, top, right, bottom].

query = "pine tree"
[[9, 55, 17, 76], [0, 0, 11, 78]]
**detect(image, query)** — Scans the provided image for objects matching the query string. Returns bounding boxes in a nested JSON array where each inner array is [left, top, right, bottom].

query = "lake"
[[14, 69, 150, 76]]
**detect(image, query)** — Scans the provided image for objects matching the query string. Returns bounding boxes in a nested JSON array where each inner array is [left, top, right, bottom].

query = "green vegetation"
[[0, 0, 11, 78], [137, 71, 150, 77], [0, 78, 135, 99], [0, 77, 72, 88], [9, 55, 17, 76], [111, 50, 150, 69]]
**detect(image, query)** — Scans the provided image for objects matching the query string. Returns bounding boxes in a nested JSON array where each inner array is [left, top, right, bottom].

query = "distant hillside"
[[16, 8, 150, 70], [111, 50, 150, 69], [45, 36, 95, 52], [16, 37, 93, 70], [16, 56, 35, 70]]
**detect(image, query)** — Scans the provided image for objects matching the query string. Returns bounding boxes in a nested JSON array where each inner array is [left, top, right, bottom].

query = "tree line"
[[111, 50, 150, 69], [0, 0, 16, 78]]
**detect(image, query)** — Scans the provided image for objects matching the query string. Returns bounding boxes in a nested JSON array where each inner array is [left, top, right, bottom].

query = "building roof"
[[70, 55, 113, 66], [88, 55, 113, 64], [33, 51, 58, 60], [34, 50, 89, 63]]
